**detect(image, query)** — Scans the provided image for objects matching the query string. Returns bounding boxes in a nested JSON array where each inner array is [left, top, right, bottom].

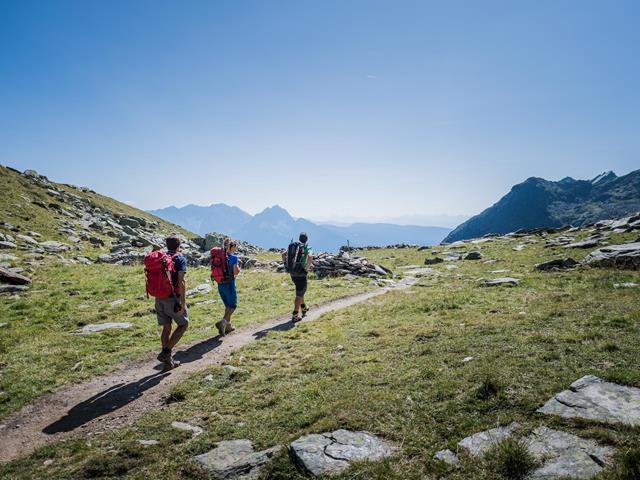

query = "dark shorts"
[[218, 281, 238, 309], [291, 274, 308, 297], [155, 297, 189, 327]]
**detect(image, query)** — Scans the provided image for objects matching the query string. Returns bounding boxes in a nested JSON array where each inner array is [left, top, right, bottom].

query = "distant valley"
[[150, 204, 452, 252]]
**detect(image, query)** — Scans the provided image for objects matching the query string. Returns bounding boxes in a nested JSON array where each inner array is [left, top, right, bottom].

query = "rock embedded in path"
[[482, 277, 520, 287], [584, 242, 640, 269], [525, 427, 614, 480], [192, 439, 282, 479], [289, 429, 397, 476], [0, 266, 31, 285], [80, 322, 132, 334], [538, 375, 640, 426], [535, 258, 579, 271], [457, 422, 520, 457]]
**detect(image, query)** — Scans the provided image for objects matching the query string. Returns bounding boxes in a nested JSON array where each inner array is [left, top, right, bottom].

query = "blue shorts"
[[217, 281, 238, 309]]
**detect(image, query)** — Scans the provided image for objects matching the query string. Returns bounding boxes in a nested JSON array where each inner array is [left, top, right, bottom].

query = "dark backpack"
[[285, 241, 305, 273]]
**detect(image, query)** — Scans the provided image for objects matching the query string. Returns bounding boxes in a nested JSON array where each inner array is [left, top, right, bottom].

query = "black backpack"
[[285, 241, 305, 273]]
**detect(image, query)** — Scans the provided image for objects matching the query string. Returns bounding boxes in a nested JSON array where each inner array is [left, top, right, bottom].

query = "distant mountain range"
[[444, 169, 640, 243], [150, 204, 452, 252]]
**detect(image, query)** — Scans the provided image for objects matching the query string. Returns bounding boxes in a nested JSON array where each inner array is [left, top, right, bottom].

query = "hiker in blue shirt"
[[215, 239, 240, 336]]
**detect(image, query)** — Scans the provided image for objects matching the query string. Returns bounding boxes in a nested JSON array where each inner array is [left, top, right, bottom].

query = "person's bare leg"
[[294, 296, 303, 316], [224, 307, 235, 322], [167, 324, 187, 350], [161, 323, 172, 349]]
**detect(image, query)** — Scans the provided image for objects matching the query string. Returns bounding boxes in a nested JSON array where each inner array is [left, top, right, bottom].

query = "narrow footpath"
[[0, 278, 415, 463]]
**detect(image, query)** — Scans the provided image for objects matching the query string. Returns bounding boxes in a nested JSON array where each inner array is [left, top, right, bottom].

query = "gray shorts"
[[155, 297, 189, 327]]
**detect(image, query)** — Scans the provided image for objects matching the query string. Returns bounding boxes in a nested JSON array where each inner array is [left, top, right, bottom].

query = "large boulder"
[[535, 258, 579, 271], [0, 267, 31, 285]]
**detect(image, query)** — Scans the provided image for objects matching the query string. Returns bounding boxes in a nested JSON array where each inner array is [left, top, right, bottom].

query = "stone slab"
[[458, 422, 520, 457], [193, 439, 282, 479], [80, 322, 132, 334], [537, 375, 640, 426]]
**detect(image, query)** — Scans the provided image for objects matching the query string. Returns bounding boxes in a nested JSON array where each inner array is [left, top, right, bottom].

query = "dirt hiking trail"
[[0, 278, 415, 463]]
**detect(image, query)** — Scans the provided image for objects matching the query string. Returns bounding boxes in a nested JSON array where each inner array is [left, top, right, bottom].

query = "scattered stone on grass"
[[489, 269, 510, 274], [0, 285, 28, 294], [186, 283, 213, 297], [525, 426, 614, 480], [464, 251, 483, 260], [462, 356, 474, 363], [0, 241, 17, 249], [424, 257, 444, 265], [482, 277, 520, 287], [535, 258, 579, 271], [289, 429, 397, 476], [0, 323, 7, 328], [109, 298, 127, 307], [538, 375, 640, 426], [458, 422, 520, 457], [171, 421, 204, 436], [39, 240, 70, 253], [0, 253, 18, 262], [195, 299, 217, 305], [434, 449, 459, 466], [613, 282, 638, 288], [80, 322, 133, 334], [138, 439, 160, 446], [192, 439, 282, 479], [0, 266, 31, 285]]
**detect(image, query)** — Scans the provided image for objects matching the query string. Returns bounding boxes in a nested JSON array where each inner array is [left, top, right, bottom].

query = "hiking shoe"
[[291, 311, 302, 323], [224, 322, 235, 334], [215, 319, 227, 337], [301, 305, 309, 317], [163, 357, 181, 371], [157, 349, 170, 362]]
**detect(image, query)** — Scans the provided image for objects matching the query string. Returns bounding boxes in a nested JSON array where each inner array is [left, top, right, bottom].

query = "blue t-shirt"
[[227, 253, 238, 278], [167, 250, 187, 288]]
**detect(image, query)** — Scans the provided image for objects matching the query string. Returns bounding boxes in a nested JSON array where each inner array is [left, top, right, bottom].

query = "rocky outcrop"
[[192, 440, 282, 479], [307, 252, 391, 278], [535, 258, 579, 271], [584, 242, 640, 269], [0, 266, 31, 285]]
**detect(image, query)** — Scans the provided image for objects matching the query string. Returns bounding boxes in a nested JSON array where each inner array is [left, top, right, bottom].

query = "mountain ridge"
[[444, 169, 640, 243]]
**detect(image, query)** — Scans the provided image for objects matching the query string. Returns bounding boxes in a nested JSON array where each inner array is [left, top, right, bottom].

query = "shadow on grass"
[[253, 319, 296, 340]]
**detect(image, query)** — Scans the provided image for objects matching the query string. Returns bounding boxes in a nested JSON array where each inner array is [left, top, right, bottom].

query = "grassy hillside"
[[2, 225, 639, 479]]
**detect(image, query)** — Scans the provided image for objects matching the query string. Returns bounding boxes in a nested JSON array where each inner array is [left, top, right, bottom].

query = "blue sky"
[[1, 0, 638, 224]]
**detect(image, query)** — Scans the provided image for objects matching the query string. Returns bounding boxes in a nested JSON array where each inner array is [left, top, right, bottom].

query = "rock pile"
[[584, 242, 640, 269], [304, 251, 391, 278], [340, 243, 419, 252]]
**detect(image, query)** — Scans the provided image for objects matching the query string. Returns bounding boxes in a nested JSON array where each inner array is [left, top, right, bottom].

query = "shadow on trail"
[[43, 372, 168, 434], [44, 336, 225, 434], [253, 319, 296, 340]]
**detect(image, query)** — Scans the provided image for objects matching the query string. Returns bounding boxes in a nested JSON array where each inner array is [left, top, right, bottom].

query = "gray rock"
[[88, 236, 104, 246], [443, 252, 461, 261], [458, 422, 520, 457], [186, 283, 213, 297], [483, 277, 520, 287], [289, 429, 397, 476], [0, 285, 28, 294], [0, 266, 31, 285], [613, 282, 638, 288], [464, 251, 483, 260], [171, 421, 203, 436], [525, 427, 614, 479], [537, 375, 640, 426], [81, 322, 132, 334], [109, 298, 127, 307], [584, 242, 640, 269], [138, 439, 160, 446], [195, 299, 217, 305], [16, 234, 39, 246], [192, 439, 282, 479], [0, 253, 18, 262], [0, 241, 17, 249], [40, 240, 70, 253], [434, 449, 459, 465], [0, 323, 7, 328], [118, 216, 141, 229], [424, 257, 444, 265], [535, 258, 580, 271]]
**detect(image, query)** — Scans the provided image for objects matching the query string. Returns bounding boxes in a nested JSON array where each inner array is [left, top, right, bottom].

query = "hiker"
[[283, 232, 313, 322], [212, 238, 240, 337], [144, 236, 188, 370]]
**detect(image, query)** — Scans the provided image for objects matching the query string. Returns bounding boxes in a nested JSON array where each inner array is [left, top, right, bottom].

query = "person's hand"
[[177, 304, 185, 316]]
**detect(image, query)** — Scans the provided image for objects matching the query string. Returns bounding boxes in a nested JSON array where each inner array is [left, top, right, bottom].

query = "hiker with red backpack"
[[283, 232, 313, 322], [211, 238, 240, 337], [144, 236, 189, 370]]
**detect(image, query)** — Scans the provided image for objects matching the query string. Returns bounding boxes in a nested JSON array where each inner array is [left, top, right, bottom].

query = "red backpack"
[[144, 250, 178, 298], [210, 247, 230, 284]]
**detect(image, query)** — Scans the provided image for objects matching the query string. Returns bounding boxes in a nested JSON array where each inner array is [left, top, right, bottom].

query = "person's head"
[[299, 232, 308, 244], [228, 240, 237, 253], [165, 236, 181, 251]]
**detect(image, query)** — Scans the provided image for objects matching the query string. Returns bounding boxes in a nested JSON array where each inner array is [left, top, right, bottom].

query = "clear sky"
[[1, 0, 638, 222]]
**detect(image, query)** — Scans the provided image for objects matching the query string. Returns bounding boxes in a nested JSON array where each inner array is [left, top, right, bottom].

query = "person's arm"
[[233, 262, 240, 277], [177, 271, 186, 313], [306, 253, 313, 272]]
